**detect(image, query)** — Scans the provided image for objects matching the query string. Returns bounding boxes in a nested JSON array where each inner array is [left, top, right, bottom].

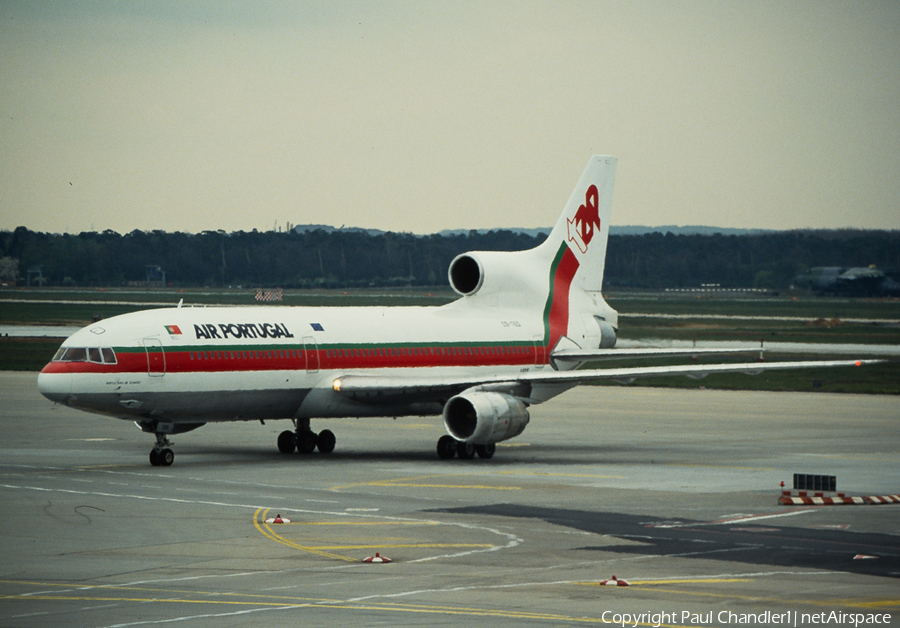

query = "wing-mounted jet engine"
[[439, 390, 530, 460]]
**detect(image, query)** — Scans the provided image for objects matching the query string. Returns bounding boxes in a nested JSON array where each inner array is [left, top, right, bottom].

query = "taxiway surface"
[[1, 372, 897, 627]]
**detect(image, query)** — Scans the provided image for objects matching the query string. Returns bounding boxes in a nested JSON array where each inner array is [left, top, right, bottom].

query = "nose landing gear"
[[149, 432, 174, 467], [136, 421, 206, 467]]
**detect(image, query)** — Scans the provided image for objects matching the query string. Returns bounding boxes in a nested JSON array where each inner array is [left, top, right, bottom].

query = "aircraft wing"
[[332, 358, 883, 405], [550, 347, 761, 363]]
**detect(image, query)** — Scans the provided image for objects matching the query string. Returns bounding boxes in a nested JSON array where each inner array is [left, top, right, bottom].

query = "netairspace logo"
[[599, 610, 892, 627]]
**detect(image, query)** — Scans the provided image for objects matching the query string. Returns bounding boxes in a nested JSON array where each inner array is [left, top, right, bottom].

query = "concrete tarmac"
[[1, 372, 897, 627]]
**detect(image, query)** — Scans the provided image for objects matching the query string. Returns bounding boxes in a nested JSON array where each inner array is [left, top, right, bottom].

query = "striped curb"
[[779, 493, 899, 506]]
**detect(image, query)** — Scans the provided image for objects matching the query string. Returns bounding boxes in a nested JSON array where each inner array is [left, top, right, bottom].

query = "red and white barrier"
[[255, 288, 283, 302], [779, 492, 899, 506]]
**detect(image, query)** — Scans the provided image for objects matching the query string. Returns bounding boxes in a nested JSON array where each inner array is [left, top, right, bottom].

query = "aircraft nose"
[[38, 367, 70, 404]]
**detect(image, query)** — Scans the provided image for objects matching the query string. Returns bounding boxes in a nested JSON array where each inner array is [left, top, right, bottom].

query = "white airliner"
[[38, 156, 875, 466]]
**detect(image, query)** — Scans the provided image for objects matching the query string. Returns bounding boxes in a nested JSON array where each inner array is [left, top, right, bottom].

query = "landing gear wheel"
[[316, 429, 336, 454], [277, 430, 297, 454], [456, 441, 476, 460], [437, 435, 457, 459], [149, 449, 161, 466], [475, 443, 496, 459], [298, 430, 318, 454], [158, 448, 174, 466]]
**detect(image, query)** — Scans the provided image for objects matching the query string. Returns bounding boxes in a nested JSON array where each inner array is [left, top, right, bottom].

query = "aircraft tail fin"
[[538, 155, 617, 293], [445, 155, 618, 351]]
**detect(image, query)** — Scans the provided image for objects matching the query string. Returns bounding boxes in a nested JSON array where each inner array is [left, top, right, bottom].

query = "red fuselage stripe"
[[40, 344, 544, 375]]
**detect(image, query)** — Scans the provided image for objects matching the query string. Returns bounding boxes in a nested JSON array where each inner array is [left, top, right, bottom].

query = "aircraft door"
[[532, 336, 546, 369], [302, 336, 319, 373], [142, 338, 166, 377]]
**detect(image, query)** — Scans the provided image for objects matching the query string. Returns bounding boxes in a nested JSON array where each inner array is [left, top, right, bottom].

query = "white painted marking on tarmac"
[[63, 438, 118, 442], [708, 509, 818, 525], [344, 568, 841, 604], [100, 605, 307, 628], [11, 611, 52, 620], [78, 604, 123, 612], [640, 569, 839, 581], [88, 570, 290, 590], [651, 509, 818, 528], [0, 482, 521, 564], [407, 521, 522, 563]]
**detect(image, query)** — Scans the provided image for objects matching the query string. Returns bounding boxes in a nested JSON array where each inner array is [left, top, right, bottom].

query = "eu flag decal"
[[310, 323, 325, 332]]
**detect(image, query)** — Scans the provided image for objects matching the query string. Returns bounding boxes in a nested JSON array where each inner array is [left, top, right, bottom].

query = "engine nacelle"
[[447, 250, 548, 299], [442, 391, 530, 445]]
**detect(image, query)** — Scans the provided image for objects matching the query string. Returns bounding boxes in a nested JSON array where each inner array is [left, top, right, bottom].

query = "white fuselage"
[[37, 297, 586, 424]]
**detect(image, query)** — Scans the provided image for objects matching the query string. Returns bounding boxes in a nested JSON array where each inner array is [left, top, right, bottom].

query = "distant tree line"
[[1, 226, 898, 290], [605, 230, 900, 289]]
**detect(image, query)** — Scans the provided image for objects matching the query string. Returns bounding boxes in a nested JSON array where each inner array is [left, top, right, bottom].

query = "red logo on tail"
[[566, 185, 600, 254]]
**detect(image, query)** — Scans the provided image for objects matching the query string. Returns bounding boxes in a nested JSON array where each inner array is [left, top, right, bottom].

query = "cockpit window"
[[61, 348, 88, 362], [53, 347, 117, 364]]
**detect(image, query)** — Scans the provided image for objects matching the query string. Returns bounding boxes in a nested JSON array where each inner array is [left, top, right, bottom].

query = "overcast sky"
[[2, 1, 898, 235]]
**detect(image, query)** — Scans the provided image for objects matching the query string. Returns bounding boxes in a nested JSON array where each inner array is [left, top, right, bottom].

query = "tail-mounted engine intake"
[[442, 391, 530, 444], [448, 254, 484, 296], [448, 250, 548, 298]]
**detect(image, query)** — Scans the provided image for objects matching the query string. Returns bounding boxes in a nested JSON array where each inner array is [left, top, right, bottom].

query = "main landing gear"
[[436, 434, 495, 460], [278, 419, 336, 455]]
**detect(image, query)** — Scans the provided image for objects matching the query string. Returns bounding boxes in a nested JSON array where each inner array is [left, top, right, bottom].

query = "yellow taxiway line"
[[253, 509, 493, 557]]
